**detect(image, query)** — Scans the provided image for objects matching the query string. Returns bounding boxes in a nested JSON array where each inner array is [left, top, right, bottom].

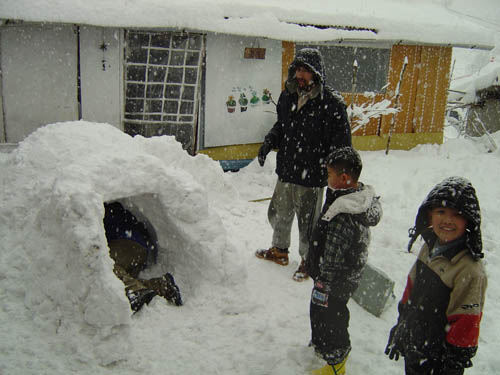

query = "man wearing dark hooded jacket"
[[256, 48, 352, 281]]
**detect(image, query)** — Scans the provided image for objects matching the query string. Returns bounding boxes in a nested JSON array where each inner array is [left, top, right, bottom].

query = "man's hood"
[[286, 48, 326, 94]]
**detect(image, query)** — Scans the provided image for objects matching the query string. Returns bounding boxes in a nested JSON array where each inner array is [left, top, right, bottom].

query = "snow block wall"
[[0, 121, 245, 365]]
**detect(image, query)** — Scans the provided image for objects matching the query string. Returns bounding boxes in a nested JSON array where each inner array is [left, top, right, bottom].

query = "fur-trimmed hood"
[[322, 183, 382, 227]]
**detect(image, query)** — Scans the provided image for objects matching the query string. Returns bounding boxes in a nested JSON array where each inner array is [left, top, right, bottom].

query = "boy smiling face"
[[429, 206, 468, 244]]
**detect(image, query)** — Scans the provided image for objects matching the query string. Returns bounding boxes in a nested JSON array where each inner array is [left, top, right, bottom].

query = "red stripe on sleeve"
[[447, 313, 482, 347], [401, 275, 413, 305]]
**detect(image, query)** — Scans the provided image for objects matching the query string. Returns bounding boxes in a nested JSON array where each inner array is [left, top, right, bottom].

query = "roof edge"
[[0, 18, 494, 51]]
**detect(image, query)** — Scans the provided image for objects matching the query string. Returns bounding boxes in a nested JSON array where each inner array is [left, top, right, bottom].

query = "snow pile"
[[1, 121, 499, 374], [0, 121, 245, 367], [449, 61, 500, 104]]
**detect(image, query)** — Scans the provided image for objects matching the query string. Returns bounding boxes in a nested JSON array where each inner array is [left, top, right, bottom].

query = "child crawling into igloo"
[[103, 202, 182, 312]]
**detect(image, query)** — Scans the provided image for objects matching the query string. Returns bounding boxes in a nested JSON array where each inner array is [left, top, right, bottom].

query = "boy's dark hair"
[[326, 146, 362, 181]]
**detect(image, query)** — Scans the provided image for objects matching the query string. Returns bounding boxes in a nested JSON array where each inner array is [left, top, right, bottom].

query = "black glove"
[[258, 141, 272, 167], [441, 343, 474, 372], [304, 255, 319, 281], [385, 324, 403, 361], [305, 220, 326, 280], [304, 242, 322, 281]]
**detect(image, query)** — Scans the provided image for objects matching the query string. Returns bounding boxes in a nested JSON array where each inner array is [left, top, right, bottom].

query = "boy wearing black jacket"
[[305, 147, 382, 375]]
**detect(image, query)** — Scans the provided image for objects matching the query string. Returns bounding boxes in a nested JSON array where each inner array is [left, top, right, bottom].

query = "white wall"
[[0, 24, 79, 142], [204, 34, 281, 148], [80, 26, 123, 129]]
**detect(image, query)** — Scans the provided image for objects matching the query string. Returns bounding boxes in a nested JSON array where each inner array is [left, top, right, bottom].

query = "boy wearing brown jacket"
[[385, 176, 487, 375]]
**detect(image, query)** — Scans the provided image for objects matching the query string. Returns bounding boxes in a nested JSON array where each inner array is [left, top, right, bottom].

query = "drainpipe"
[[0, 31, 7, 142], [75, 25, 82, 120]]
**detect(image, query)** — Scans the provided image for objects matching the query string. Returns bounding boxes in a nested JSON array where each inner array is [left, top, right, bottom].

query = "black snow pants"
[[405, 358, 465, 375], [310, 288, 351, 365]]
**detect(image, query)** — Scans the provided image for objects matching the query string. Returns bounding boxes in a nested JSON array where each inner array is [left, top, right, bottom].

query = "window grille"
[[124, 31, 204, 147]]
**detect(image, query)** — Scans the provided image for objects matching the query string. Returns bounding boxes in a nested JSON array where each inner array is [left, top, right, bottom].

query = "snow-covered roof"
[[0, 0, 495, 49], [449, 61, 500, 104]]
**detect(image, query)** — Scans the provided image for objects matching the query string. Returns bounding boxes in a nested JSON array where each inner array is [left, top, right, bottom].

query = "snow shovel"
[[352, 262, 395, 317]]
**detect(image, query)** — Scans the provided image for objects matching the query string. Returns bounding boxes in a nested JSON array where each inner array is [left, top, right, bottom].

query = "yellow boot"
[[311, 356, 347, 375]]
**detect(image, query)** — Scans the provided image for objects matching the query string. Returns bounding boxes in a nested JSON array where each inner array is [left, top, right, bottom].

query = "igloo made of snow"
[[0, 121, 244, 364]]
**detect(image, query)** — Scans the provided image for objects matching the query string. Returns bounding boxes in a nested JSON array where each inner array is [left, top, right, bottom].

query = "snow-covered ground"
[[0, 121, 498, 374]]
